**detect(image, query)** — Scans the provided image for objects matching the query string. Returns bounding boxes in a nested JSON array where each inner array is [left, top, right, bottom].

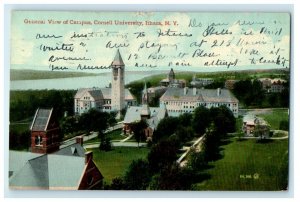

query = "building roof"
[[55, 143, 86, 157], [160, 87, 202, 102], [141, 104, 151, 116], [201, 89, 239, 103], [243, 114, 256, 125], [30, 108, 53, 131], [243, 114, 269, 126], [123, 106, 167, 128], [111, 49, 125, 66], [75, 88, 135, 101], [160, 88, 238, 103], [9, 151, 43, 178], [9, 143, 93, 190]]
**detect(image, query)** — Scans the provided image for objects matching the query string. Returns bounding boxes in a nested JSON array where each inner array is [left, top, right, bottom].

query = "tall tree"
[[152, 117, 179, 142], [192, 106, 211, 136], [131, 120, 148, 147], [210, 105, 236, 136], [202, 124, 220, 161]]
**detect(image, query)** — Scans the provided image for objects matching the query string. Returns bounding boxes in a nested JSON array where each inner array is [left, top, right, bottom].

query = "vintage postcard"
[[9, 11, 290, 191]]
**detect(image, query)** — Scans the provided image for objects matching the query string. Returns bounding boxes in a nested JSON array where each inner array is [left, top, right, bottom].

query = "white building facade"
[[160, 87, 239, 117]]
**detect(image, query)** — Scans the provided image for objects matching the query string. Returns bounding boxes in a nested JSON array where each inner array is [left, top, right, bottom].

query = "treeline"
[[105, 105, 236, 190], [232, 79, 289, 108], [10, 90, 76, 122]]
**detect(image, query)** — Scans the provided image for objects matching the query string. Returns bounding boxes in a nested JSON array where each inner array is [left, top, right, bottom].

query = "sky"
[[10, 11, 290, 73]]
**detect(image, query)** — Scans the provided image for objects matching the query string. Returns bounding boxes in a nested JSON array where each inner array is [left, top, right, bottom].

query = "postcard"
[[9, 11, 290, 191]]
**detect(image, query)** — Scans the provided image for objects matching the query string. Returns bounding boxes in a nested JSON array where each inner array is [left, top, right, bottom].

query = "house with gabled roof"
[[9, 108, 103, 190]]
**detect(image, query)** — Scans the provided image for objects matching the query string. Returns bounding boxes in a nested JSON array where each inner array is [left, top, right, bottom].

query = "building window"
[[35, 136, 42, 146]]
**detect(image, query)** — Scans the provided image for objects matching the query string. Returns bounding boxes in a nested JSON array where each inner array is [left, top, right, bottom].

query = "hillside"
[[10, 69, 98, 80]]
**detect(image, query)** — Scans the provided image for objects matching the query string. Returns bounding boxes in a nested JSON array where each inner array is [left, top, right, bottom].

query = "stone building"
[[160, 87, 239, 117], [74, 50, 137, 115], [190, 75, 214, 88], [160, 68, 186, 88], [259, 78, 287, 93]]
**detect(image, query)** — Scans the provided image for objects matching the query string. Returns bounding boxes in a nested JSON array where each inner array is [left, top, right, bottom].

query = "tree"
[[99, 132, 112, 151], [152, 117, 179, 142], [107, 112, 117, 128], [78, 109, 110, 134], [251, 79, 265, 106], [60, 116, 78, 135], [178, 113, 193, 127], [232, 79, 265, 107], [175, 125, 194, 144], [131, 120, 148, 147], [124, 159, 151, 190], [205, 80, 225, 89], [253, 122, 270, 142], [192, 106, 211, 136], [149, 164, 194, 190], [210, 105, 236, 136], [109, 177, 126, 190], [202, 125, 220, 161], [125, 81, 144, 104], [147, 139, 178, 173], [188, 149, 208, 171]]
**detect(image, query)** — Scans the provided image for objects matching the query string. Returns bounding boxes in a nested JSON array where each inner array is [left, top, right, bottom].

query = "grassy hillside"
[[195, 137, 289, 191]]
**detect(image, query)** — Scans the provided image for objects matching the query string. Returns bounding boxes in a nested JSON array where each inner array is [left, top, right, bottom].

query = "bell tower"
[[30, 108, 60, 154], [111, 49, 125, 113], [140, 82, 151, 120]]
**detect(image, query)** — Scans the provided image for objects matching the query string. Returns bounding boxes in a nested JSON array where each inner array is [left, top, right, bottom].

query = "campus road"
[[60, 122, 123, 149], [83, 142, 147, 149]]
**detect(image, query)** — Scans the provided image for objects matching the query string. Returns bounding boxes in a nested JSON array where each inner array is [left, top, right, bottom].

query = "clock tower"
[[111, 49, 125, 113]]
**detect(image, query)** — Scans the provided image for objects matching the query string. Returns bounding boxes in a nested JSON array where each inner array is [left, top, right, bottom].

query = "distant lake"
[[10, 71, 161, 90]]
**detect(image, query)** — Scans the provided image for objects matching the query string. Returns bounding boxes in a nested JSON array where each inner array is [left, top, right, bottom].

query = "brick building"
[[9, 109, 103, 190]]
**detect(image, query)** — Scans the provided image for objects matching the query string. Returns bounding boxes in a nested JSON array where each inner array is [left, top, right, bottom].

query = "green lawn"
[[259, 109, 289, 130], [195, 137, 289, 191], [87, 147, 150, 184]]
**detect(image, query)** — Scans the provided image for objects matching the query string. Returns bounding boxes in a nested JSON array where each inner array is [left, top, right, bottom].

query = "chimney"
[[184, 87, 188, 95], [217, 88, 221, 96], [85, 151, 93, 164], [193, 88, 197, 96], [76, 136, 83, 146]]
